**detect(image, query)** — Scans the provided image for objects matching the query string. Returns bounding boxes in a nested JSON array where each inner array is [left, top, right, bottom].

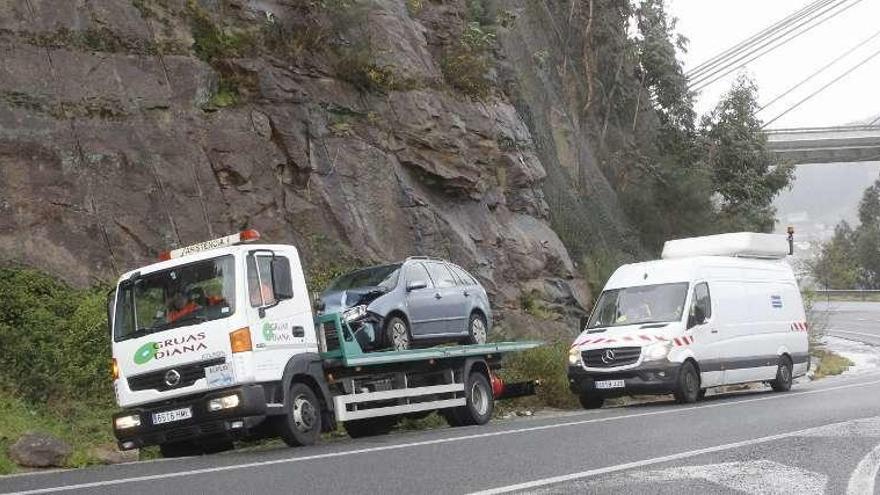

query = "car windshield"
[[327, 264, 402, 292], [587, 282, 689, 328], [113, 255, 236, 341]]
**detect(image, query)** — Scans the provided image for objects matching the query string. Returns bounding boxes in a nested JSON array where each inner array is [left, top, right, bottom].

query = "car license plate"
[[595, 379, 625, 389], [152, 407, 193, 425]]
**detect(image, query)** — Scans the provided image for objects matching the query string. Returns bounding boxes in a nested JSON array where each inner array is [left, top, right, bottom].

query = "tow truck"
[[108, 230, 540, 456]]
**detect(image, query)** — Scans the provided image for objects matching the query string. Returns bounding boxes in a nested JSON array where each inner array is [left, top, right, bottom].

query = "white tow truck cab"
[[567, 232, 809, 409], [109, 231, 539, 456]]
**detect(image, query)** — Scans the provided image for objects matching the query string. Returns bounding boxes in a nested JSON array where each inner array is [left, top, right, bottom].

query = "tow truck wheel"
[[159, 440, 202, 458], [674, 361, 700, 404], [278, 382, 322, 447], [444, 371, 494, 427], [384, 316, 411, 351], [578, 394, 604, 409], [770, 355, 793, 392], [343, 416, 398, 438]]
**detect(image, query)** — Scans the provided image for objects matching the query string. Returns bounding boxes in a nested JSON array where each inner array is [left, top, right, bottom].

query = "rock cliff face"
[[0, 0, 636, 318]]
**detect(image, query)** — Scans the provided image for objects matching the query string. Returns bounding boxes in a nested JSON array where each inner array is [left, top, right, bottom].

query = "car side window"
[[449, 264, 477, 286], [405, 262, 433, 288], [247, 255, 278, 307], [689, 282, 712, 327], [426, 263, 457, 289]]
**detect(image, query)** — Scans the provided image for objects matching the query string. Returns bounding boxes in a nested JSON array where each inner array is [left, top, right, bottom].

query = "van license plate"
[[595, 380, 625, 389], [152, 407, 193, 425]]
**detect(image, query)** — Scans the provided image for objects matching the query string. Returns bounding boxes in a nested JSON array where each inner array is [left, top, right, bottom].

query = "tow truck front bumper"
[[567, 362, 682, 398], [113, 384, 268, 450]]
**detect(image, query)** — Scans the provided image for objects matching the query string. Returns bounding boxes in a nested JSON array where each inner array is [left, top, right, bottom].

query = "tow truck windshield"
[[587, 282, 689, 328], [113, 255, 236, 341]]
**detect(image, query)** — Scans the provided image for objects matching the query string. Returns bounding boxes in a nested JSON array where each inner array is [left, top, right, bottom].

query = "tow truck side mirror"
[[271, 257, 294, 300]]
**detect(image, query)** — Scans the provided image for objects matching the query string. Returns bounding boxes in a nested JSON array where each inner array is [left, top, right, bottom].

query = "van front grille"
[[583, 347, 641, 368]]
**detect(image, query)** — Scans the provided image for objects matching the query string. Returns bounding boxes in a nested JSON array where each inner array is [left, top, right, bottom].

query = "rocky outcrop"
[[8, 432, 72, 468], [0, 0, 644, 321]]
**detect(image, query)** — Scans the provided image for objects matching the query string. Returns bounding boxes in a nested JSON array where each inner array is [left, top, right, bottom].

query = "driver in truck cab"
[[165, 284, 201, 323]]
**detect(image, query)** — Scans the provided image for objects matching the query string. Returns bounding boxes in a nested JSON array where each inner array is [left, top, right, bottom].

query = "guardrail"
[[813, 289, 880, 301]]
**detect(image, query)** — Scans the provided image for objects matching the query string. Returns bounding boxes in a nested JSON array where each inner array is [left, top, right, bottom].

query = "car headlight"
[[208, 394, 241, 412], [342, 305, 368, 323], [568, 346, 582, 366], [114, 414, 141, 430], [643, 341, 672, 361]]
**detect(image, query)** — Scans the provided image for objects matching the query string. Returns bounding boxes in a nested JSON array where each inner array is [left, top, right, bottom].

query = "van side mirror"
[[688, 306, 706, 329], [271, 257, 293, 300], [407, 280, 428, 292]]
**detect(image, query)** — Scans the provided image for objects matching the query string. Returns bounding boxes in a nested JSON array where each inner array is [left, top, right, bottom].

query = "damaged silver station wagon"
[[318, 257, 492, 351]]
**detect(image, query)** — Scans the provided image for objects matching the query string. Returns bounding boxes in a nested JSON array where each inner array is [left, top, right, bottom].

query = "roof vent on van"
[[661, 233, 790, 260]]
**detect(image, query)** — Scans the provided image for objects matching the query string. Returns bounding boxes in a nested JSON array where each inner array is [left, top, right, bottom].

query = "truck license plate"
[[152, 407, 193, 425], [595, 380, 625, 389]]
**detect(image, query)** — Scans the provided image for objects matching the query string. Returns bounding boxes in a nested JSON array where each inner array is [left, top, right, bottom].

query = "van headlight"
[[342, 305, 368, 323], [643, 341, 672, 361], [568, 346, 582, 366]]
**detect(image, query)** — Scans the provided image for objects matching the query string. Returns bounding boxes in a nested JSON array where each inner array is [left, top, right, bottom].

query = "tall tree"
[[811, 222, 858, 289], [699, 75, 794, 232]]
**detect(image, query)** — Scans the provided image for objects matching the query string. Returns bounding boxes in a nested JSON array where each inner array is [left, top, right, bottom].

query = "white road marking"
[[470, 420, 867, 495], [4, 378, 880, 495], [828, 329, 880, 339], [847, 442, 880, 495], [628, 460, 826, 495]]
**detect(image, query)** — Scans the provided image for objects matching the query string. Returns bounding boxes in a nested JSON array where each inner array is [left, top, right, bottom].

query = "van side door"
[[685, 281, 724, 388]]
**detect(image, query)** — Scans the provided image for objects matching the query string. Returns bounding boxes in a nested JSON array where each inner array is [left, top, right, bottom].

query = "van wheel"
[[444, 372, 494, 427], [384, 316, 411, 351], [770, 356, 793, 392], [159, 440, 202, 458], [674, 362, 700, 404], [467, 313, 488, 345], [278, 382, 322, 447], [578, 394, 604, 410], [343, 416, 398, 438]]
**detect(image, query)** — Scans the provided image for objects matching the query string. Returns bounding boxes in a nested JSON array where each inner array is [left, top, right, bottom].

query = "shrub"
[[441, 22, 495, 98], [500, 341, 579, 410]]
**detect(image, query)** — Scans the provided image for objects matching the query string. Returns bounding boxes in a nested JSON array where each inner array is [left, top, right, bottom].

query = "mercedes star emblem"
[[601, 349, 616, 364]]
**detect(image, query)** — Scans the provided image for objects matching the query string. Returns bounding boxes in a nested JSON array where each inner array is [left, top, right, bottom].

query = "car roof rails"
[[405, 255, 443, 262]]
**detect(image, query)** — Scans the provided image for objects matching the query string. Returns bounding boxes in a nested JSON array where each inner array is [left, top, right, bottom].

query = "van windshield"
[[113, 256, 236, 342], [587, 282, 689, 328]]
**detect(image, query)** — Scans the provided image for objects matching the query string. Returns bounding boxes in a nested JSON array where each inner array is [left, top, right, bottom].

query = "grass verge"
[[810, 348, 854, 380]]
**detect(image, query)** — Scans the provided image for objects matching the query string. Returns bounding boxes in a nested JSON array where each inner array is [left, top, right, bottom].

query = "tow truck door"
[[246, 249, 315, 382]]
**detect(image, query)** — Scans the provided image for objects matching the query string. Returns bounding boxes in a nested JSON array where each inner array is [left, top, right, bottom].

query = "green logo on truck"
[[134, 342, 157, 365], [132, 332, 208, 365]]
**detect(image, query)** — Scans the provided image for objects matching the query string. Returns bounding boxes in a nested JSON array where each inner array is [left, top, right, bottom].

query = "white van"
[[567, 233, 809, 408]]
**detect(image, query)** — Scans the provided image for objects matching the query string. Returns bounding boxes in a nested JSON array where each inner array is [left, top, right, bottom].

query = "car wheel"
[[770, 355, 793, 392], [674, 361, 700, 404], [467, 313, 488, 345], [277, 382, 322, 447], [384, 316, 411, 351], [578, 394, 604, 410], [444, 372, 494, 427], [343, 416, 398, 438], [159, 440, 202, 458]]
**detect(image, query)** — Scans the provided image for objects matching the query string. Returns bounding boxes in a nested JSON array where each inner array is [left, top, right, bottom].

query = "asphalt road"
[[814, 300, 880, 345], [2, 372, 880, 495], [3, 303, 880, 495]]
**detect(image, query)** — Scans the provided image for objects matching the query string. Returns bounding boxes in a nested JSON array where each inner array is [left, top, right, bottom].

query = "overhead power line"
[[871, 114, 880, 125], [763, 45, 880, 128], [759, 28, 880, 112], [687, 0, 835, 79], [691, 0, 866, 92]]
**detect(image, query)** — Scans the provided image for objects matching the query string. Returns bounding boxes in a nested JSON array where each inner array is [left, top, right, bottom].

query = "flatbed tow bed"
[[314, 313, 541, 428]]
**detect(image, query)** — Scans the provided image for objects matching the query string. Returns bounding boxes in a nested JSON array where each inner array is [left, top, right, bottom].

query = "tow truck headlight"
[[568, 346, 582, 366], [342, 305, 368, 323], [114, 414, 141, 430], [208, 394, 240, 412], [643, 341, 672, 361]]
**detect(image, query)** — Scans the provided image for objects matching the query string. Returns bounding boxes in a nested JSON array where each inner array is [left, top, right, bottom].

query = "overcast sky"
[[666, 0, 880, 129]]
